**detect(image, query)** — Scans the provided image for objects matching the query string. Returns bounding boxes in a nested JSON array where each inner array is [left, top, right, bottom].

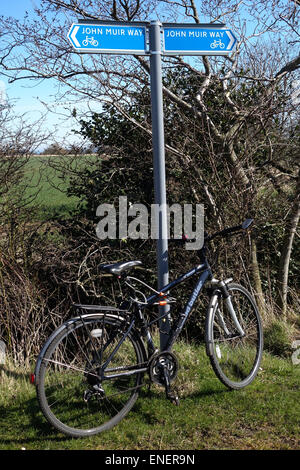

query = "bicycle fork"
[[210, 278, 245, 337]]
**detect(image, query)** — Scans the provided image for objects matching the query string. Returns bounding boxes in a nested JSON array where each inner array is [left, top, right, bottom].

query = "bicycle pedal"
[[168, 392, 180, 406], [174, 396, 180, 406], [166, 386, 180, 406]]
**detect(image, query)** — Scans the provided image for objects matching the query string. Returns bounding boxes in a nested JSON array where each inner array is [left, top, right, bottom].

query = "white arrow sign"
[[70, 25, 81, 47], [226, 30, 235, 50]]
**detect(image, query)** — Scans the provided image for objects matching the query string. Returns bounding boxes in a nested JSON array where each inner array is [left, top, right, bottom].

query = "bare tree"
[[0, 101, 49, 207], [0, 0, 299, 315]]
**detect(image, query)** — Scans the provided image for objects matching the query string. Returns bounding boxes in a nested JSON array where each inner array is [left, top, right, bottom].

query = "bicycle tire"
[[205, 283, 263, 390], [36, 314, 146, 437]]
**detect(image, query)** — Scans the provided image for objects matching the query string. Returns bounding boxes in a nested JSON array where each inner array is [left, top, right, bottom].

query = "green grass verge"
[[0, 341, 299, 450]]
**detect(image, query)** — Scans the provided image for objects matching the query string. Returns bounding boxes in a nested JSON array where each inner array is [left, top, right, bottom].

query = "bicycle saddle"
[[99, 260, 142, 276]]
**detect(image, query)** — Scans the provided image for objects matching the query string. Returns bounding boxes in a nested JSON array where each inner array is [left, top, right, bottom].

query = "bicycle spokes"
[[207, 284, 263, 389], [37, 316, 145, 436]]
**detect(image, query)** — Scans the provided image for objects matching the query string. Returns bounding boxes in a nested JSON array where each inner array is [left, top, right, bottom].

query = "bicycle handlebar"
[[205, 218, 254, 243], [169, 218, 254, 247]]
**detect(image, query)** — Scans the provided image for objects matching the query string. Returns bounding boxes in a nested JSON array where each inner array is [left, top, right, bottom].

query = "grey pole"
[[149, 21, 171, 349]]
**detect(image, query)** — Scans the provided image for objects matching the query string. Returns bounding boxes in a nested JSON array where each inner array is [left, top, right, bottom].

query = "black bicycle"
[[32, 218, 263, 437]]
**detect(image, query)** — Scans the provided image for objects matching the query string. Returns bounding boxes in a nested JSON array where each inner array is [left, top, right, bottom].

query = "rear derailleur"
[[84, 361, 105, 402], [148, 351, 180, 406]]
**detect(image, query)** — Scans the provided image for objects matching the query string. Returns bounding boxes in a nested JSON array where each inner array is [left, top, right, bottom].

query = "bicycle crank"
[[148, 351, 180, 405]]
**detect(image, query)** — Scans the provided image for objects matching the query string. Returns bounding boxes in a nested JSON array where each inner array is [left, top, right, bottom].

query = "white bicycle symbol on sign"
[[82, 36, 99, 47], [210, 39, 225, 49]]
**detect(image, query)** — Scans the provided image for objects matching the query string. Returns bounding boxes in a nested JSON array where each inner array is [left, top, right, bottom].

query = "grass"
[[21, 154, 98, 220], [0, 340, 299, 450]]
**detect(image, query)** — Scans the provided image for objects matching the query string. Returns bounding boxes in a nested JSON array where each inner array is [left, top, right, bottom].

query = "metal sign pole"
[[149, 21, 171, 349], [67, 19, 237, 351]]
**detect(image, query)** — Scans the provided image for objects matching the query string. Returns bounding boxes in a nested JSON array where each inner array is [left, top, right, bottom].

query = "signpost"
[[67, 20, 237, 349], [68, 22, 147, 54], [149, 22, 170, 341], [163, 24, 236, 55], [67, 21, 237, 56]]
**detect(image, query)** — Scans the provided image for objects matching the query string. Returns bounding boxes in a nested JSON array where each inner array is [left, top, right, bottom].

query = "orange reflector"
[[159, 300, 167, 306]]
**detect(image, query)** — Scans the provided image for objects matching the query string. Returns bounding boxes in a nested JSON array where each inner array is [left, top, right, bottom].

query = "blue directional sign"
[[163, 25, 237, 55], [68, 23, 147, 54]]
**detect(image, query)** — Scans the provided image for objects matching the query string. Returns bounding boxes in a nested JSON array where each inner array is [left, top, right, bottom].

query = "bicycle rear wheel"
[[205, 283, 263, 389], [36, 314, 145, 437]]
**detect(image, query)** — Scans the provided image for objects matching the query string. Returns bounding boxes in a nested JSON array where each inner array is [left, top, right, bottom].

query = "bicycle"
[[82, 36, 99, 47], [210, 39, 225, 49], [31, 218, 263, 438]]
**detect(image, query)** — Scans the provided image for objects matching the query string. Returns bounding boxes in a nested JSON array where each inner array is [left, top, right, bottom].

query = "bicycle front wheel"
[[36, 314, 145, 437], [205, 283, 263, 389]]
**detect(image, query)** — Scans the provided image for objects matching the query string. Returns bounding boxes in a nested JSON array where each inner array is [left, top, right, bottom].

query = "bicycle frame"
[[143, 261, 212, 352], [92, 261, 213, 383], [99, 247, 245, 380]]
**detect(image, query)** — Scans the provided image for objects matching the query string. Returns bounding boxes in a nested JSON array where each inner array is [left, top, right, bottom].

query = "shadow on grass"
[[0, 371, 231, 447], [0, 402, 70, 446], [132, 383, 230, 425], [0, 365, 31, 381], [0, 368, 70, 445]]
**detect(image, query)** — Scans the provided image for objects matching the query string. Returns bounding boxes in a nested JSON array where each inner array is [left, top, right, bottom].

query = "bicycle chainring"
[[149, 351, 179, 386]]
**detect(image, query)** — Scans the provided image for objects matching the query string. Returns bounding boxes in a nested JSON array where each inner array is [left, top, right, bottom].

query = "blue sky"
[[0, 0, 238, 152], [1, 0, 34, 19], [1, 0, 43, 108], [1, 1, 299, 150], [0, 0, 84, 151]]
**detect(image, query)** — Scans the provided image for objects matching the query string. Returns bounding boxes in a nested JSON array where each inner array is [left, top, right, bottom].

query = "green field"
[[0, 341, 299, 450], [21, 154, 98, 219]]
